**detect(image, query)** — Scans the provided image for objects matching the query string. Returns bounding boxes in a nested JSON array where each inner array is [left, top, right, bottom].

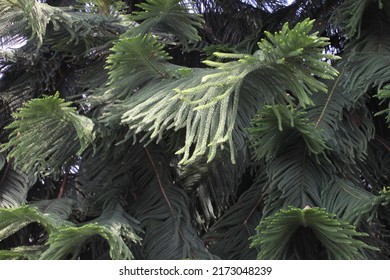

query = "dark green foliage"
[[0, 152, 36, 208], [249, 105, 329, 160], [129, 0, 204, 45], [1, 0, 390, 260], [251, 206, 377, 260]]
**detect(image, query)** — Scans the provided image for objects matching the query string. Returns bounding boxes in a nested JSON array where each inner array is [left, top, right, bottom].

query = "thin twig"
[[144, 147, 196, 258], [243, 192, 264, 254], [315, 69, 344, 128], [375, 136, 390, 153], [144, 147, 176, 218], [244, 196, 263, 226], [57, 173, 68, 198]]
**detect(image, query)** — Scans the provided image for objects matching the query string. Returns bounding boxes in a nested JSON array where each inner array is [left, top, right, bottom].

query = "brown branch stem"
[[57, 173, 68, 198], [144, 147, 176, 218], [144, 147, 195, 257]]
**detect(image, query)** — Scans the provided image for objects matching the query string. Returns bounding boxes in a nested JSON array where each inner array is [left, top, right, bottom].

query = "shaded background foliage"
[[1, 0, 390, 260]]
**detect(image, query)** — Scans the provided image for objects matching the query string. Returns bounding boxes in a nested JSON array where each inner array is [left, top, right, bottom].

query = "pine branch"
[[204, 171, 267, 259], [331, 0, 371, 39], [1, 93, 95, 176], [315, 70, 345, 129], [108, 19, 338, 165], [251, 206, 378, 260], [144, 147, 176, 219], [249, 104, 329, 161], [375, 84, 390, 125], [40, 206, 141, 260], [0, 154, 36, 208], [106, 34, 176, 94], [128, 144, 215, 259], [128, 0, 204, 46]]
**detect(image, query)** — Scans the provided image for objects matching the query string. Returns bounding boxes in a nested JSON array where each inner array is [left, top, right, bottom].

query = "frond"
[[308, 5, 390, 147], [0, 0, 29, 46], [107, 18, 338, 165], [251, 206, 377, 260], [355, 187, 390, 222], [340, 9, 390, 97], [76, 0, 127, 15], [2, 0, 389, 260], [266, 140, 326, 208], [46, 12, 127, 56], [0, 0, 127, 50], [309, 81, 374, 168], [40, 206, 141, 260], [0, 245, 45, 260], [86, 33, 185, 108], [105, 34, 176, 96], [101, 68, 203, 148], [357, 139, 390, 194], [132, 182, 215, 259], [308, 70, 355, 136], [344, 52, 390, 100], [376, 84, 390, 125], [331, 0, 371, 38], [196, 18, 338, 107], [0, 74, 36, 119], [76, 57, 109, 105], [248, 104, 331, 209], [177, 149, 249, 230], [187, 0, 263, 45], [0, 201, 140, 260], [0, 203, 73, 243], [0, 153, 36, 208], [29, 198, 76, 221], [40, 224, 129, 259], [248, 104, 329, 161], [128, 0, 204, 45], [78, 140, 214, 259], [173, 18, 337, 164], [321, 179, 373, 224], [0, 0, 65, 46], [329, 104, 375, 166], [1, 93, 95, 176], [203, 170, 267, 259], [129, 145, 215, 259], [350, 187, 390, 257], [77, 139, 158, 216], [76, 145, 134, 216]]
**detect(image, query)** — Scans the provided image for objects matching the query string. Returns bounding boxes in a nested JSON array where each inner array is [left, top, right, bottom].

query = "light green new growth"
[[110, 19, 338, 165]]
